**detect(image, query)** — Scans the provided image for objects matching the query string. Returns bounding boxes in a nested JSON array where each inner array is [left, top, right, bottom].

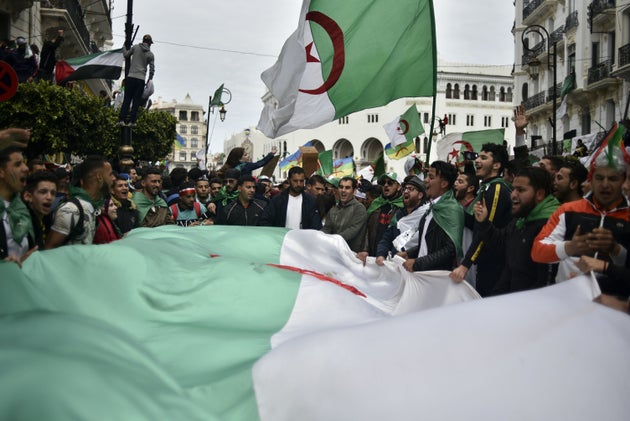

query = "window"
[[338, 116, 349, 124], [506, 87, 513, 102], [483, 116, 492, 127], [482, 86, 489, 101], [191, 126, 198, 135], [179, 125, 187, 134], [179, 111, 187, 121], [501, 116, 510, 128], [367, 114, 379, 123], [466, 115, 474, 127], [568, 44, 576, 74], [464, 84, 471, 100], [179, 152, 187, 161], [448, 114, 456, 125], [191, 138, 198, 148], [521, 83, 529, 101], [471, 85, 478, 100], [445, 83, 452, 99], [489, 86, 496, 101], [423, 113, 429, 124], [453, 84, 460, 99], [191, 111, 200, 121], [423, 137, 429, 153], [499, 87, 506, 102]]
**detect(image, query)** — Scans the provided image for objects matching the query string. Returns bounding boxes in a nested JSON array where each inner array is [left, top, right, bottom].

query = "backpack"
[[169, 202, 202, 220], [59, 197, 86, 244]]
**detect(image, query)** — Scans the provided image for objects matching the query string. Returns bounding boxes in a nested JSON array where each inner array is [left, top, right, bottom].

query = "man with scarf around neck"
[[46, 156, 111, 248], [532, 146, 630, 287], [133, 167, 172, 228], [0, 133, 35, 265], [22, 171, 57, 249], [472, 167, 559, 295], [361, 172, 404, 256], [365, 175, 427, 266], [450, 143, 513, 296], [402, 161, 463, 272], [111, 174, 139, 234]]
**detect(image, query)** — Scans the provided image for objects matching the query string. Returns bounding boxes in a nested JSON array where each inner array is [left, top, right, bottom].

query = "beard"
[[513, 200, 536, 219]]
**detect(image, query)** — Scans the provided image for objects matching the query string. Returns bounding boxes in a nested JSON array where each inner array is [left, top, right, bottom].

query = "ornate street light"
[[219, 105, 227, 122], [522, 24, 558, 155]]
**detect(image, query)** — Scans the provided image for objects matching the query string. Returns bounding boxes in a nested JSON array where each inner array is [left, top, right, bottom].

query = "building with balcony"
[[236, 58, 515, 180], [0, 0, 113, 95], [515, 0, 628, 152], [152, 94, 207, 171]]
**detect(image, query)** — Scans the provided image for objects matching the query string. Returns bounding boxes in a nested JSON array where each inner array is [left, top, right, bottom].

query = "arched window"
[[445, 83, 452, 99], [464, 84, 471, 100], [521, 83, 528, 101], [482, 86, 489, 101], [453, 84, 460, 99], [506, 87, 513, 102], [471, 85, 478, 100], [499, 87, 506, 102], [423, 137, 429, 153], [489, 86, 496, 101]]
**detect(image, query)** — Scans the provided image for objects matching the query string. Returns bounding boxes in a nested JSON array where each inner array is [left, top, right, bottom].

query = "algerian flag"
[[317, 149, 333, 176], [0, 226, 479, 420], [210, 83, 224, 107], [257, 0, 436, 138], [384, 105, 425, 148], [437, 129, 504, 166], [55, 49, 123, 84]]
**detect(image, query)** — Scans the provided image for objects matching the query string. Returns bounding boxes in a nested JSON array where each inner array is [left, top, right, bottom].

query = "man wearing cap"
[[8, 37, 37, 83], [322, 176, 367, 252], [118, 34, 155, 126], [365, 175, 427, 265], [363, 172, 404, 256]]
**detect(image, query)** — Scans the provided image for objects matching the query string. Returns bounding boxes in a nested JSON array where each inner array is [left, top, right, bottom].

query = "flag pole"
[[424, 0, 438, 168], [118, 0, 135, 171]]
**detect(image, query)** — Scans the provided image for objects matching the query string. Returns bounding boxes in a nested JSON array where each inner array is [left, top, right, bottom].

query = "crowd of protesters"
[[1, 30, 64, 83], [2, 110, 630, 311]]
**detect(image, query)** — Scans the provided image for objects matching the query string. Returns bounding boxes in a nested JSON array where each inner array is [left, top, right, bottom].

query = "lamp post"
[[522, 24, 558, 155], [205, 86, 232, 166]]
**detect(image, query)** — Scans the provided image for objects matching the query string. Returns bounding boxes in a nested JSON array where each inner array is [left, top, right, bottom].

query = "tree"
[[0, 82, 176, 163]]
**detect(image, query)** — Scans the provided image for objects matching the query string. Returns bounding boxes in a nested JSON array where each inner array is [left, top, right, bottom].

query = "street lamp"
[[522, 24, 558, 155], [219, 105, 227, 122]]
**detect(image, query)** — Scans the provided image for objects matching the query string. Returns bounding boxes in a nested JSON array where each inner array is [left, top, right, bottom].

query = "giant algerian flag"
[[257, 0, 437, 138], [0, 226, 479, 420], [437, 128, 505, 166], [384, 104, 425, 147], [55, 49, 123, 84]]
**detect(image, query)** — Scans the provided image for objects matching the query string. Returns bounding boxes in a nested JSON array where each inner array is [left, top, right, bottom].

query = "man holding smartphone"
[[532, 146, 629, 283]]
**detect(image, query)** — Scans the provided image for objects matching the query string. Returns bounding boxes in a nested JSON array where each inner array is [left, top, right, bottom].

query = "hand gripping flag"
[[384, 105, 425, 148], [257, 0, 437, 138]]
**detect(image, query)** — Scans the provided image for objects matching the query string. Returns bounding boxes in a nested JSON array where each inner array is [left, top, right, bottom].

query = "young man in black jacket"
[[218, 175, 266, 226]]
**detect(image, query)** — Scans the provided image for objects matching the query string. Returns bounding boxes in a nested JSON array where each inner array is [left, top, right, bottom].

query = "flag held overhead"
[[257, 0, 437, 138]]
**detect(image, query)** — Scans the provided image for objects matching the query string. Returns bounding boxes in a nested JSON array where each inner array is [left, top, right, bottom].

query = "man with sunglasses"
[[362, 172, 404, 256]]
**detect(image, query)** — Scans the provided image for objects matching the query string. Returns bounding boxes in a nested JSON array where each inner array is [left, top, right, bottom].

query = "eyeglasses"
[[380, 180, 397, 187], [403, 185, 418, 191]]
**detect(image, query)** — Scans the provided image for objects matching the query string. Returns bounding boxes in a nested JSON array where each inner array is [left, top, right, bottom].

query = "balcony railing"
[[588, 0, 615, 22], [42, 0, 91, 51], [565, 11, 579, 31], [546, 83, 562, 102], [587, 59, 613, 84], [523, 0, 545, 21], [549, 26, 565, 45], [619, 43, 630, 67], [523, 91, 546, 110]]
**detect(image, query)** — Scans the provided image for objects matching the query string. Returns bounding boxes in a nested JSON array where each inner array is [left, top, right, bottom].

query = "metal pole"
[[552, 41, 557, 155], [124, 0, 133, 78], [205, 95, 211, 167], [118, 0, 134, 170]]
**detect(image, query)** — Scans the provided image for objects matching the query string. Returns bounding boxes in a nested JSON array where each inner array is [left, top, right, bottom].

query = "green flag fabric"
[[258, 0, 437, 138], [401, 104, 425, 142], [317, 149, 334, 176], [437, 129, 505, 166], [210, 83, 224, 107]]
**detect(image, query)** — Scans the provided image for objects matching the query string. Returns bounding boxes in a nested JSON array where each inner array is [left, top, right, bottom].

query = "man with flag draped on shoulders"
[[401, 161, 463, 272]]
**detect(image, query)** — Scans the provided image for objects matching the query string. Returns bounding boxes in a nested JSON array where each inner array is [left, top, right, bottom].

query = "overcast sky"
[[110, 0, 515, 152]]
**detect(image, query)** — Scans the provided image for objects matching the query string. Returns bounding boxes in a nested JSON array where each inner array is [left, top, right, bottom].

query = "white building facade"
[[514, 0, 630, 152], [225, 60, 515, 180], [152, 94, 207, 170]]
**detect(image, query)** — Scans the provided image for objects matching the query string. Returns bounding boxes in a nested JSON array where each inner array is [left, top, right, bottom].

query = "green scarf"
[[429, 190, 464, 259], [213, 186, 239, 206], [367, 193, 404, 215], [69, 186, 104, 211], [515, 194, 559, 230], [466, 177, 512, 215], [133, 191, 167, 223], [0, 194, 34, 243]]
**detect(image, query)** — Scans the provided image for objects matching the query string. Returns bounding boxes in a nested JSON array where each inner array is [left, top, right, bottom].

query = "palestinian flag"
[[55, 49, 123, 84], [257, 0, 436, 138]]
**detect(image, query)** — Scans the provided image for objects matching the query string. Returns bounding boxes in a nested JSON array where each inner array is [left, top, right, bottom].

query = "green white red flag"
[[384, 105, 425, 147], [257, 0, 437, 138], [437, 129, 505, 166]]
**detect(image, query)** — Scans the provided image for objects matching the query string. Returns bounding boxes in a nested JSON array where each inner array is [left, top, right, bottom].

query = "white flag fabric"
[[383, 115, 408, 147]]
